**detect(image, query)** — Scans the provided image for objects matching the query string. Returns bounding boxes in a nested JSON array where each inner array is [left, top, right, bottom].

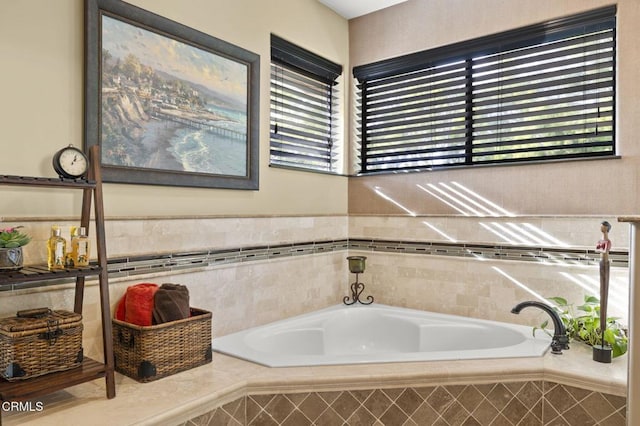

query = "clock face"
[[54, 147, 88, 178]]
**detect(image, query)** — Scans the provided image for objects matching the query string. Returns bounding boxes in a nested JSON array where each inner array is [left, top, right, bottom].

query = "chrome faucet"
[[511, 301, 570, 354]]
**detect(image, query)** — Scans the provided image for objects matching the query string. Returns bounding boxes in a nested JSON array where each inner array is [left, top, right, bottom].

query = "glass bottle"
[[65, 227, 78, 267], [47, 227, 67, 270], [70, 227, 90, 267]]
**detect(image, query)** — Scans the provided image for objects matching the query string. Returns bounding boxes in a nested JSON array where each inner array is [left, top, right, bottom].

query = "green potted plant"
[[535, 295, 628, 358], [0, 226, 31, 270]]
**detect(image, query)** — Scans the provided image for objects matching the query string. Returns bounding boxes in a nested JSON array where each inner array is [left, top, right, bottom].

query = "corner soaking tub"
[[212, 304, 551, 367]]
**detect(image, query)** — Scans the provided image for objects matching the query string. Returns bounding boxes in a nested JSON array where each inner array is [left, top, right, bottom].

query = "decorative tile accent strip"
[[349, 239, 628, 267], [105, 240, 349, 278], [181, 381, 626, 426], [1, 238, 627, 291]]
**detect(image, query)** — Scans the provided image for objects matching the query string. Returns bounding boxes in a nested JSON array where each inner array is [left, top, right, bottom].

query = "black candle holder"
[[343, 256, 374, 305]]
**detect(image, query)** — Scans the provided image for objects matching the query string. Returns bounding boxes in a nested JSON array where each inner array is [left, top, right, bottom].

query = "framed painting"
[[85, 0, 260, 189]]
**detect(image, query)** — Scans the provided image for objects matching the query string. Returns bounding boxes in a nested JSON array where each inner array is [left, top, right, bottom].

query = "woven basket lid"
[[0, 310, 82, 333]]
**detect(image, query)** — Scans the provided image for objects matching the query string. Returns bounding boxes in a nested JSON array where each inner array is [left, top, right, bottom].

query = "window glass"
[[270, 35, 342, 173], [353, 6, 616, 173]]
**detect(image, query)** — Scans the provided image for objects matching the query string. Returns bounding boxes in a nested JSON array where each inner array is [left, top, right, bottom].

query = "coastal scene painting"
[[100, 15, 248, 177]]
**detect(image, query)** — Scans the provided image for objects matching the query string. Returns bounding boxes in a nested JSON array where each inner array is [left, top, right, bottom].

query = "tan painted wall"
[[0, 0, 349, 217], [348, 0, 640, 216]]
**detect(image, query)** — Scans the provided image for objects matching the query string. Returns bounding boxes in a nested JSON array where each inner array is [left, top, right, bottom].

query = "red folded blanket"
[[115, 283, 159, 326]]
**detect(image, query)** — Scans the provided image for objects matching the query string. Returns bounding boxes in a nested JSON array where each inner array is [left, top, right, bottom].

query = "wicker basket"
[[0, 308, 83, 381], [112, 307, 212, 382]]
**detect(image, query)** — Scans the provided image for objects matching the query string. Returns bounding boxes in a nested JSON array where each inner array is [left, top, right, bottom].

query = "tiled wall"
[[352, 250, 629, 326], [349, 216, 630, 326], [348, 216, 628, 250], [7, 216, 349, 267], [0, 215, 630, 360], [182, 381, 626, 425], [0, 216, 349, 360]]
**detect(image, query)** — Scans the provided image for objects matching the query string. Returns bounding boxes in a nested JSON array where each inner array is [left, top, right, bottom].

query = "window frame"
[[353, 6, 616, 175], [270, 34, 343, 174]]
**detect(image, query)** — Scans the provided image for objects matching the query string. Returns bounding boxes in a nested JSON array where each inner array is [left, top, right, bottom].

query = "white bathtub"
[[212, 304, 552, 367]]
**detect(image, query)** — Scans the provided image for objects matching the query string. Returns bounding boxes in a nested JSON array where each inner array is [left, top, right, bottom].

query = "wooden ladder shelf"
[[0, 145, 115, 414]]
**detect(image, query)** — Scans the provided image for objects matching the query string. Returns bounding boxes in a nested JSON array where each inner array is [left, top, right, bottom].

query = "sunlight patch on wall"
[[417, 182, 515, 217], [373, 186, 416, 216], [422, 221, 457, 242], [450, 182, 514, 216], [492, 266, 554, 305], [559, 272, 629, 319], [521, 223, 568, 247], [417, 183, 480, 216], [479, 222, 569, 248]]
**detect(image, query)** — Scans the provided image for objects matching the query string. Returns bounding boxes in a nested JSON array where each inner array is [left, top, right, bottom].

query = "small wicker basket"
[[112, 307, 212, 382], [0, 308, 83, 381]]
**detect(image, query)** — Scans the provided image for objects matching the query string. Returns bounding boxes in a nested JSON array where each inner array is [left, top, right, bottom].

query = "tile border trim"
[[2, 239, 627, 291]]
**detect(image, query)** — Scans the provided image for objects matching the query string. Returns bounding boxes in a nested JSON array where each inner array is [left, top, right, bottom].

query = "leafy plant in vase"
[[535, 295, 628, 358], [0, 226, 31, 270]]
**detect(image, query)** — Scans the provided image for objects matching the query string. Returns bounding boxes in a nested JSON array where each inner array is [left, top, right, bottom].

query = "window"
[[353, 6, 616, 174], [270, 35, 343, 173]]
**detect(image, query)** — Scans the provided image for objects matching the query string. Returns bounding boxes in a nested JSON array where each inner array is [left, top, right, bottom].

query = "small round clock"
[[52, 145, 89, 179]]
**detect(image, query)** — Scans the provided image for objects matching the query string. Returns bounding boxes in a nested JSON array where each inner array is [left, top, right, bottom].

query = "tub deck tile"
[[0, 344, 626, 426]]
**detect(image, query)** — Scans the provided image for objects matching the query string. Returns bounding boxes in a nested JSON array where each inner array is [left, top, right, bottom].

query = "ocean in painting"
[[135, 103, 247, 176], [166, 104, 247, 176]]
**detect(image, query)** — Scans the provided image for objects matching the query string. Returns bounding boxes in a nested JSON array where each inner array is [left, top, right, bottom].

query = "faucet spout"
[[511, 301, 569, 354]]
